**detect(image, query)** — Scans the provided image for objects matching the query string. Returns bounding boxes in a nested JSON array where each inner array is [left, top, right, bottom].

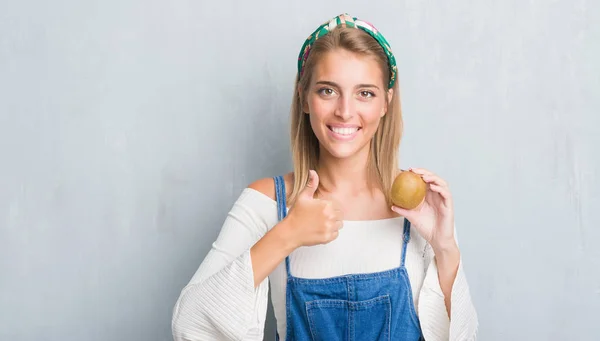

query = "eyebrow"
[[315, 80, 380, 90]]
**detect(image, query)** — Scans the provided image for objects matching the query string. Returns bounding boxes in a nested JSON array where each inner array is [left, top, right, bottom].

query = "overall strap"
[[274, 175, 288, 221], [401, 218, 411, 267], [273, 176, 292, 277]]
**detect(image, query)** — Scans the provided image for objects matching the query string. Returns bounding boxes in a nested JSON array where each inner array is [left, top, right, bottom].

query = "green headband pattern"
[[297, 13, 398, 89]]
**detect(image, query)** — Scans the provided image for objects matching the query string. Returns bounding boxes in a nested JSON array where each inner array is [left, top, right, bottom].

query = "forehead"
[[311, 49, 385, 87]]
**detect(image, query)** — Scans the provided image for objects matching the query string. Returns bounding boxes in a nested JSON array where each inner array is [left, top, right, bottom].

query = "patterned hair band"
[[297, 13, 398, 89]]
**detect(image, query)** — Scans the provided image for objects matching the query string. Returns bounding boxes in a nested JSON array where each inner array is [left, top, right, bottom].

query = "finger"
[[428, 184, 453, 205], [335, 220, 343, 230], [407, 167, 433, 176], [421, 173, 448, 188], [334, 209, 344, 221], [409, 168, 448, 188], [330, 229, 340, 241], [301, 170, 319, 199], [391, 205, 417, 220]]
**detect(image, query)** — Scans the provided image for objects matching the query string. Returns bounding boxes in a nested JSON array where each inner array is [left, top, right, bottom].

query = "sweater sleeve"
[[171, 189, 272, 341], [417, 232, 479, 341]]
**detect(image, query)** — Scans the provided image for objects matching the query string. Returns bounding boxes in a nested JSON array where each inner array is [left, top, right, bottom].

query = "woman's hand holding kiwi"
[[390, 168, 457, 252]]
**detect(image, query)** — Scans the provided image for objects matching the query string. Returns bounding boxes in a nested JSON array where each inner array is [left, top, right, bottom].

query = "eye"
[[318, 88, 336, 96], [359, 91, 375, 98]]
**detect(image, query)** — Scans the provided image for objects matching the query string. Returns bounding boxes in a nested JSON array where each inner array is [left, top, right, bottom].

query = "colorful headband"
[[297, 13, 398, 89]]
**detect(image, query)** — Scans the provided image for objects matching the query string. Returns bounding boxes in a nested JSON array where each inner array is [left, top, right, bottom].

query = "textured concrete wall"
[[1, 1, 598, 340]]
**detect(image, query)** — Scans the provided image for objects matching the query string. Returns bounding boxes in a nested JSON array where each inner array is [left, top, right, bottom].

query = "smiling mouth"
[[327, 126, 361, 135]]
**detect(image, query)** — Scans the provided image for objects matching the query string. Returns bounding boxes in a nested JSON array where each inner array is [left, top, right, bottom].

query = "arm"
[[250, 220, 297, 287], [433, 241, 461, 317], [418, 235, 478, 341], [249, 171, 342, 287], [247, 177, 298, 287], [391, 168, 478, 341], [171, 187, 278, 341], [172, 172, 341, 340]]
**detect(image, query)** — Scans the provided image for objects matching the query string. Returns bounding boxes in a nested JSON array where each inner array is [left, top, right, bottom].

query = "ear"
[[382, 88, 394, 117], [298, 86, 310, 114], [387, 88, 394, 106]]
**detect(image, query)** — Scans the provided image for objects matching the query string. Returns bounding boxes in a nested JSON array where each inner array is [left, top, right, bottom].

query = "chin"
[[320, 142, 367, 160]]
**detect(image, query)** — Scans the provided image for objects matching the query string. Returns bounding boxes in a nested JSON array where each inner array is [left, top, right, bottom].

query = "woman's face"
[[303, 49, 393, 160]]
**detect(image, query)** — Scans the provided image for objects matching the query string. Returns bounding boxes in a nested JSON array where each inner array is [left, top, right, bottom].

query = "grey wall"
[[1, 1, 598, 340]]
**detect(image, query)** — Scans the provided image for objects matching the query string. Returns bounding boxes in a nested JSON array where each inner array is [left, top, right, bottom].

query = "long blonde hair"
[[288, 26, 403, 207]]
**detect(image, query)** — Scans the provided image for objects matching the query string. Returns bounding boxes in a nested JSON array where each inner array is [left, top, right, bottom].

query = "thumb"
[[391, 205, 416, 221], [301, 170, 319, 199]]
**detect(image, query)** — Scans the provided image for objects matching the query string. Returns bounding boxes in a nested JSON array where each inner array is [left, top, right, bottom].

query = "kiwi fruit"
[[390, 171, 427, 210]]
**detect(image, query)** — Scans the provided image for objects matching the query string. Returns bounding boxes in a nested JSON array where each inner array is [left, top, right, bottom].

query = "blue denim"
[[274, 175, 424, 341]]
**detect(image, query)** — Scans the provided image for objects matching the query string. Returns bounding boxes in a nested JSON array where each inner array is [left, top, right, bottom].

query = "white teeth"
[[330, 127, 359, 135]]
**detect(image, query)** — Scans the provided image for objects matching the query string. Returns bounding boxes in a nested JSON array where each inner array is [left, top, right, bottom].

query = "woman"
[[172, 13, 478, 341]]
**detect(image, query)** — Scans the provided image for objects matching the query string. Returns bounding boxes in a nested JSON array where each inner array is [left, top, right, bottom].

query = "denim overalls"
[[273, 175, 424, 341]]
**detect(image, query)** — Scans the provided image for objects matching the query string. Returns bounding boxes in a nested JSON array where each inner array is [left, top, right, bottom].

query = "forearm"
[[433, 242, 461, 318], [250, 219, 297, 287]]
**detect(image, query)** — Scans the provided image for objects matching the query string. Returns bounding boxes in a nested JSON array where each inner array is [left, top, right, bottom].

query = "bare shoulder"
[[247, 178, 276, 200], [247, 172, 294, 201]]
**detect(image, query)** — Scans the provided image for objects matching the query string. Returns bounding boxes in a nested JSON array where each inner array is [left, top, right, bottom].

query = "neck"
[[316, 144, 376, 195]]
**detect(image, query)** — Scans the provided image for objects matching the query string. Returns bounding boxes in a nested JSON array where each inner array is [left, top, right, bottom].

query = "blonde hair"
[[288, 26, 403, 207]]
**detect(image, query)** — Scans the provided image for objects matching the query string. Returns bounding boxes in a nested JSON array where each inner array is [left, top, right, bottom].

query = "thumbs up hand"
[[284, 170, 344, 248]]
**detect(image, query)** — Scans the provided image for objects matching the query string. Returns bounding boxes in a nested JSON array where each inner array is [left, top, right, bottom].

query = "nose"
[[334, 95, 354, 120]]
